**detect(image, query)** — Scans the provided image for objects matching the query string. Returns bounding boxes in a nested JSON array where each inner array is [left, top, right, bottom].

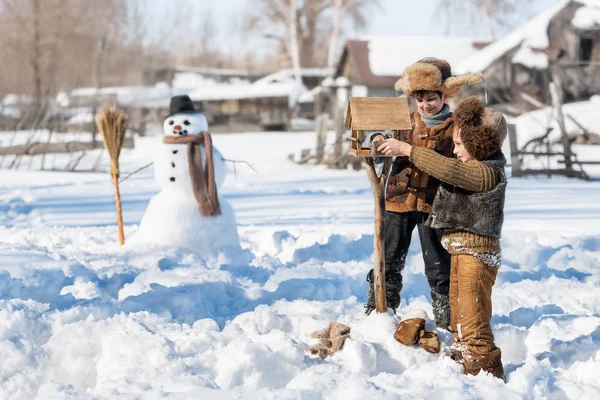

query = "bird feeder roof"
[[345, 97, 411, 131]]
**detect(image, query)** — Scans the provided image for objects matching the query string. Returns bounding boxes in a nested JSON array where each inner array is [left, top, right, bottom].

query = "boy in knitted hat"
[[365, 58, 483, 332], [377, 96, 507, 380]]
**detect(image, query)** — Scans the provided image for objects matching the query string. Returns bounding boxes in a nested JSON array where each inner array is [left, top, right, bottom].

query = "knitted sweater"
[[409, 147, 506, 267]]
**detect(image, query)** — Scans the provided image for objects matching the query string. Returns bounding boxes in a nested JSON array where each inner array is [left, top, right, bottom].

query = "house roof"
[[337, 40, 399, 88], [454, 0, 600, 74], [188, 70, 307, 107], [337, 36, 481, 89]]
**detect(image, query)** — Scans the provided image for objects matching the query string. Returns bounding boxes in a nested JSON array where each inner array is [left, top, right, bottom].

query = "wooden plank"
[[347, 97, 411, 131], [507, 124, 522, 174], [519, 151, 566, 156], [348, 148, 372, 157], [558, 160, 600, 165], [364, 157, 393, 313], [344, 102, 352, 128]]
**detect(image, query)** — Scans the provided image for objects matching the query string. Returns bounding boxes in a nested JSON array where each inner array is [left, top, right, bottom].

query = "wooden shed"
[[345, 97, 412, 157]]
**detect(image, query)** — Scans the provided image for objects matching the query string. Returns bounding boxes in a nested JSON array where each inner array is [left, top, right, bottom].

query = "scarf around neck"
[[162, 133, 221, 217], [418, 103, 452, 127]]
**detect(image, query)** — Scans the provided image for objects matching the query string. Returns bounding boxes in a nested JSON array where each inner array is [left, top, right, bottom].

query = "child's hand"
[[377, 139, 412, 156]]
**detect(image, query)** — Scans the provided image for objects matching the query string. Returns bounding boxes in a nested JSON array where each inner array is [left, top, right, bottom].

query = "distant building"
[[188, 69, 332, 132], [456, 0, 600, 114], [335, 36, 484, 98], [143, 66, 262, 87]]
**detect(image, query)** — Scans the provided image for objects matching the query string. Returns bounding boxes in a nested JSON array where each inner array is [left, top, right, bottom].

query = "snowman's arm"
[[119, 162, 153, 183], [222, 158, 258, 173]]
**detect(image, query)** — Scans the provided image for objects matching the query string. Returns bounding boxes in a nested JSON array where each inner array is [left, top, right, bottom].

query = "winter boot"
[[463, 348, 504, 381], [385, 274, 402, 312], [431, 290, 451, 331], [364, 269, 376, 315], [450, 343, 464, 364]]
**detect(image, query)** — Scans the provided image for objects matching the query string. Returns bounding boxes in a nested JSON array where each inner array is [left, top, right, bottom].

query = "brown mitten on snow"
[[311, 322, 334, 339], [309, 321, 351, 359], [394, 309, 428, 345], [309, 342, 332, 359], [329, 322, 351, 338], [418, 330, 440, 354]]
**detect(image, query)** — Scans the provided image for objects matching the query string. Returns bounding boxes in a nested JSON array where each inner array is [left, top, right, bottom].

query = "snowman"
[[129, 95, 240, 255]]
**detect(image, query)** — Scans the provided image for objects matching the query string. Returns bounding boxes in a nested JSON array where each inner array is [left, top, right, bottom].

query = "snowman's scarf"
[[162, 133, 221, 217]]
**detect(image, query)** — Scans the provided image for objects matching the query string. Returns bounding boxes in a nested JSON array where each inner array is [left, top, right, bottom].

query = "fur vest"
[[426, 152, 507, 237], [385, 112, 454, 213]]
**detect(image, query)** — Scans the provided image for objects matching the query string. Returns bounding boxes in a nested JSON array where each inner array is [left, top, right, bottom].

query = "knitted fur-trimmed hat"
[[454, 96, 507, 161], [394, 57, 483, 98]]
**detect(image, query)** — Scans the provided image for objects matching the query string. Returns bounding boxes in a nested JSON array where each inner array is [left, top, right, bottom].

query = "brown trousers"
[[449, 255, 504, 379]]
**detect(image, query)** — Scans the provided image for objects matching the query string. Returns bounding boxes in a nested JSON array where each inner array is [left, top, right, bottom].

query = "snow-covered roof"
[[455, 0, 600, 74], [59, 84, 189, 108], [168, 66, 254, 76], [366, 35, 483, 77], [572, 0, 600, 28], [188, 71, 307, 107], [514, 94, 600, 148], [171, 72, 251, 89], [278, 67, 334, 77], [2, 94, 33, 105], [297, 86, 323, 104]]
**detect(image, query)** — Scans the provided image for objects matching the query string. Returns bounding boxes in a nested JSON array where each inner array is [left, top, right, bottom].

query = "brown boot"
[[463, 348, 504, 380], [449, 343, 464, 364]]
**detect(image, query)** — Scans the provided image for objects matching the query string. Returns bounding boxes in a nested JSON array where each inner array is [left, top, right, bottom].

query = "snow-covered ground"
[[0, 131, 599, 399]]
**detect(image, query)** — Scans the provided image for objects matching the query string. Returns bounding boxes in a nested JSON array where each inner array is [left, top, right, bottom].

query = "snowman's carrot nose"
[[173, 125, 182, 131]]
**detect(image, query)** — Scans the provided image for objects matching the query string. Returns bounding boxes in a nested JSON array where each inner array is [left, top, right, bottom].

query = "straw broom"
[[95, 106, 129, 245]]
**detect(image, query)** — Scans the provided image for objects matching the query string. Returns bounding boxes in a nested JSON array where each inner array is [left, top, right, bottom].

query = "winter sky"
[[144, 0, 565, 57]]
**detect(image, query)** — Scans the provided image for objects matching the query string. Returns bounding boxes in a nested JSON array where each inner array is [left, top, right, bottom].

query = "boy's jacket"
[[385, 112, 454, 213]]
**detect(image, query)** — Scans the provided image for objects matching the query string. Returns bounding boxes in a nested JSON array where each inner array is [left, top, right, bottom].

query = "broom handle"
[[112, 173, 125, 245]]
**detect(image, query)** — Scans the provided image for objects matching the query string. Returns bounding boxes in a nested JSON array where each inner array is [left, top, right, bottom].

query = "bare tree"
[[289, 0, 303, 82], [245, 0, 380, 68], [436, 0, 520, 40]]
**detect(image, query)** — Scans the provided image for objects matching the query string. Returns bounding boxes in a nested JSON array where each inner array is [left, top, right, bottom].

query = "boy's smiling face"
[[414, 91, 447, 116]]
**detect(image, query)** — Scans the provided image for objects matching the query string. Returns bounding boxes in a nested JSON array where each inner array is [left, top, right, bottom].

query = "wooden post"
[[364, 157, 392, 313], [315, 113, 328, 163], [507, 123, 522, 176], [549, 71, 574, 172]]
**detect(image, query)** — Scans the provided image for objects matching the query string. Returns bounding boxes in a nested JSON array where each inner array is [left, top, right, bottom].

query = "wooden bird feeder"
[[345, 97, 412, 313]]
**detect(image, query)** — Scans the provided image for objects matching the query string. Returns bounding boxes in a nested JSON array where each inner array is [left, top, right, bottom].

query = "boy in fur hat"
[[377, 96, 507, 380], [366, 58, 483, 332]]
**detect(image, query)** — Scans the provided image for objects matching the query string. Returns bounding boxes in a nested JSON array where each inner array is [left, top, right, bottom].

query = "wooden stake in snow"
[[95, 106, 129, 245], [345, 97, 412, 313]]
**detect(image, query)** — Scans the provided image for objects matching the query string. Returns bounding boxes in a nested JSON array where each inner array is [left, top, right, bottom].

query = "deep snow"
[[0, 131, 599, 399]]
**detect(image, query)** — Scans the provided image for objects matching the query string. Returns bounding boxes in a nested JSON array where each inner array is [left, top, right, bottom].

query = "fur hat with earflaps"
[[454, 96, 507, 161], [394, 57, 483, 98]]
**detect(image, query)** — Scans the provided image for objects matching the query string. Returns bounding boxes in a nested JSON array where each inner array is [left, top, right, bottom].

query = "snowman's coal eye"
[[168, 120, 174, 125], [183, 120, 191, 126]]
